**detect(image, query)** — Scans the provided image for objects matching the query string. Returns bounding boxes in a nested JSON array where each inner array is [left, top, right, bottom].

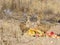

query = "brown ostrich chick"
[[20, 22, 29, 35]]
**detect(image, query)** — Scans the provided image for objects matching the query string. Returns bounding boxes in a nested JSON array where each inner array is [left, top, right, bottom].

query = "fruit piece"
[[50, 32, 54, 36], [46, 31, 56, 38], [26, 28, 44, 37]]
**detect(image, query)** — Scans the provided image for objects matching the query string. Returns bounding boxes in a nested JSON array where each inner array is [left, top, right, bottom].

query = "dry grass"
[[0, 0, 60, 45], [0, 0, 60, 33]]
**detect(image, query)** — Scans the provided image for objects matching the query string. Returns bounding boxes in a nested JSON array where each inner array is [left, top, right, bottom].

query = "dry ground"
[[0, 0, 60, 45]]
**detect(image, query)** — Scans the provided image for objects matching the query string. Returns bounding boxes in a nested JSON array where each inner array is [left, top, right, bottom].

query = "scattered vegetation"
[[0, 0, 60, 34]]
